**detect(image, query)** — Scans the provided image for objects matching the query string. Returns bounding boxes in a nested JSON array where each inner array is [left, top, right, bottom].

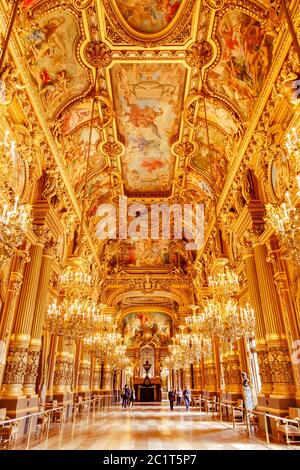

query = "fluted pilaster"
[[1, 243, 43, 397], [23, 252, 53, 395]]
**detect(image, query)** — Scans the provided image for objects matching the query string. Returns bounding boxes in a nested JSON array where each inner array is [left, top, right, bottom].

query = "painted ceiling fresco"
[[119, 240, 177, 267], [63, 127, 105, 190], [122, 311, 173, 346], [56, 99, 99, 137], [23, 10, 89, 118], [111, 63, 186, 194], [208, 10, 274, 118], [114, 0, 183, 34], [12, 0, 279, 275]]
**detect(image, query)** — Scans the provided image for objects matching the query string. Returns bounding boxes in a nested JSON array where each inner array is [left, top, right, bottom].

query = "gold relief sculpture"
[[23, 350, 41, 385], [268, 346, 294, 384], [185, 40, 214, 69], [54, 359, 71, 386], [0, 60, 26, 107], [2, 346, 28, 385], [268, 145, 291, 202], [83, 41, 112, 69], [256, 350, 273, 385], [78, 365, 91, 386]]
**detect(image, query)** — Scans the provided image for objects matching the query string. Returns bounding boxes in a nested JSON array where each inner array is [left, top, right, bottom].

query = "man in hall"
[[168, 389, 176, 410]]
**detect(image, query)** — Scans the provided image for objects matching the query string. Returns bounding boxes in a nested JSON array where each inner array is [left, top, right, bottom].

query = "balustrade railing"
[[0, 393, 120, 450]]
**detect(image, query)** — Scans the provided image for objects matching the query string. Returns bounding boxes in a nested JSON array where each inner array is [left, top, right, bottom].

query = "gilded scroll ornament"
[[3, 346, 28, 385], [23, 350, 41, 385], [186, 41, 213, 69], [83, 41, 112, 69]]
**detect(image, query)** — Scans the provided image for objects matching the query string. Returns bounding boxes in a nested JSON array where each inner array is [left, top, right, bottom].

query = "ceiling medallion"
[[83, 41, 112, 69], [186, 40, 214, 69]]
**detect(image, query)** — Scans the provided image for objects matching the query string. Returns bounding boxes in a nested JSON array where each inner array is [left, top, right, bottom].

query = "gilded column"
[[0, 251, 27, 389], [78, 350, 91, 397], [23, 249, 53, 396], [193, 363, 201, 391], [102, 360, 112, 392], [46, 334, 58, 400], [183, 365, 192, 388], [242, 243, 273, 395], [1, 242, 44, 397], [203, 356, 217, 397], [222, 346, 242, 400], [53, 338, 74, 397], [269, 249, 300, 403], [254, 242, 295, 401]]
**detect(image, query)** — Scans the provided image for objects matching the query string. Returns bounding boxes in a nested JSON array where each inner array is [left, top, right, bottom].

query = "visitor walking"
[[176, 389, 182, 406], [168, 389, 176, 410], [183, 387, 191, 412], [129, 388, 135, 408], [122, 384, 130, 408]]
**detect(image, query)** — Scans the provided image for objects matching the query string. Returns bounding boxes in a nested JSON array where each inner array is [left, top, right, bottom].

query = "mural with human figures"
[[111, 63, 186, 193], [208, 10, 274, 117], [114, 0, 183, 34], [119, 239, 178, 267], [23, 11, 89, 117], [122, 312, 173, 346]]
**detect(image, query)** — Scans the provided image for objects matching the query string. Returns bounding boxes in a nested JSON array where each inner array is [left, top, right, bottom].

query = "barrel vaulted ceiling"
[[3, 0, 285, 273]]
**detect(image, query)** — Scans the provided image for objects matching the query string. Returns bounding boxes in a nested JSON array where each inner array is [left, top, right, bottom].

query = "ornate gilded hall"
[[0, 0, 300, 452]]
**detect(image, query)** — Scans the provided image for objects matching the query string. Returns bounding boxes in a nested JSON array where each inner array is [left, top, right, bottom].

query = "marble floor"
[[29, 403, 300, 451]]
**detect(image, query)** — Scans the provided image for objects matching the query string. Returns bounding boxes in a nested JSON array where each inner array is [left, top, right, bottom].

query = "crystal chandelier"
[[208, 261, 239, 300], [185, 304, 206, 334], [217, 299, 255, 344], [58, 255, 93, 296], [200, 262, 255, 344], [190, 334, 212, 361], [45, 298, 100, 340], [0, 195, 32, 261], [83, 331, 110, 359]]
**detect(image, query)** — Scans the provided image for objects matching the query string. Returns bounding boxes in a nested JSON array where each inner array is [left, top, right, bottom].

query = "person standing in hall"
[[176, 388, 182, 406], [168, 389, 176, 410], [183, 387, 191, 412], [129, 388, 135, 408], [122, 384, 130, 408]]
